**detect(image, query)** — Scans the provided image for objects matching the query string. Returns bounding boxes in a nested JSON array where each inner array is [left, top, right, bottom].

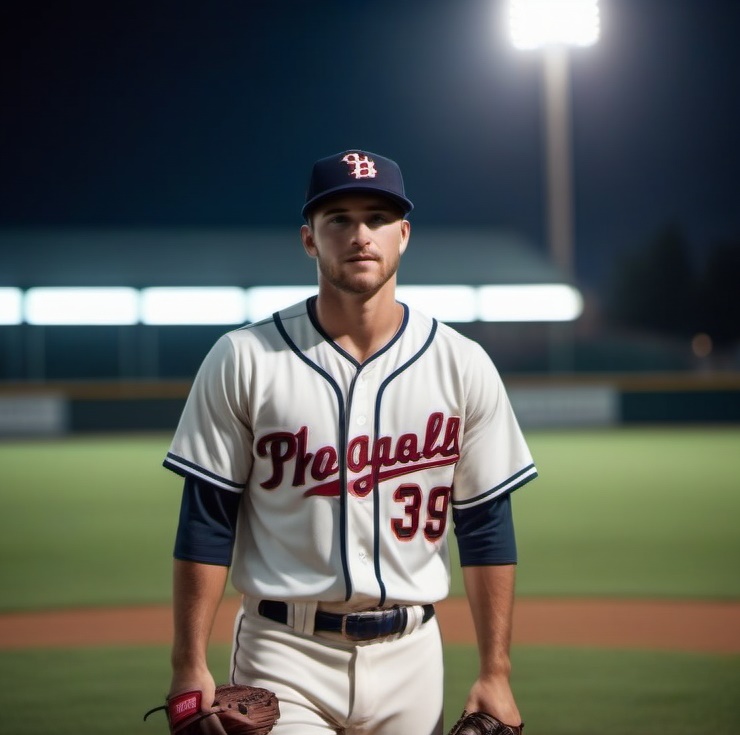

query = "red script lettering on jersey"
[[256, 412, 461, 497]]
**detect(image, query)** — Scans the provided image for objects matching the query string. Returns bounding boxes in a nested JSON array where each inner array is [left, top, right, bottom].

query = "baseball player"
[[162, 150, 537, 734]]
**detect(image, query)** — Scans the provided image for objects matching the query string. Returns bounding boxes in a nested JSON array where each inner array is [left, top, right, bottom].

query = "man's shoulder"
[[224, 299, 312, 346], [406, 308, 486, 354]]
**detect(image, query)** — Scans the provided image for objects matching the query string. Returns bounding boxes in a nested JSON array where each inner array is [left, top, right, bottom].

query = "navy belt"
[[258, 600, 435, 641]]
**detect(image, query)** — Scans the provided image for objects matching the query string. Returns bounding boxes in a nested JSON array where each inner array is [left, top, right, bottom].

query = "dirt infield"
[[1, 596, 739, 653]]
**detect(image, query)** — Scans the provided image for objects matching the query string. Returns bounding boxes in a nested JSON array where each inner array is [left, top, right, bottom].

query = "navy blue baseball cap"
[[302, 150, 414, 220]]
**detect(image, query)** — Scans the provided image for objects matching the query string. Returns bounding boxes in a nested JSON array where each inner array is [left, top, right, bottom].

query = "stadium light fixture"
[[24, 287, 139, 325], [140, 287, 248, 325], [508, 0, 600, 281], [0, 288, 23, 325], [509, 0, 600, 50]]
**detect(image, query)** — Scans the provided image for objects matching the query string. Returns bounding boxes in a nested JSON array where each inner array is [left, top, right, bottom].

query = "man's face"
[[301, 194, 411, 297]]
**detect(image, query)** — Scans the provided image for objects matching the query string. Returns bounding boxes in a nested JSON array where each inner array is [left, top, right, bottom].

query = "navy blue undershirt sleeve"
[[452, 491, 517, 566], [173, 476, 241, 566]]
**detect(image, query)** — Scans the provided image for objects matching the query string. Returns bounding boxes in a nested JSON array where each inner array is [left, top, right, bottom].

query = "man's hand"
[[448, 710, 523, 735], [465, 673, 521, 729], [169, 665, 217, 721]]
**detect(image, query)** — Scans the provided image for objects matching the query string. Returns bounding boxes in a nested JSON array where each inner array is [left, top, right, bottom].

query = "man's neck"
[[314, 286, 403, 364]]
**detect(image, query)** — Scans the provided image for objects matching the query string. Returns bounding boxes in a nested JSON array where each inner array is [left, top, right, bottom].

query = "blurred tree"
[[696, 239, 740, 351], [604, 225, 698, 338]]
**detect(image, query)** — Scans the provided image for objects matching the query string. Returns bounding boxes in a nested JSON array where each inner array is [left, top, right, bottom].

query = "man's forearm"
[[462, 564, 517, 677], [171, 559, 229, 676]]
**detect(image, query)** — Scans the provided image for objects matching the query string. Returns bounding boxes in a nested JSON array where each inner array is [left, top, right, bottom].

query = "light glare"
[[12, 285, 585, 325], [396, 286, 477, 322], [245, 286, 319, 323], [140, 287, 248, 325], [0, 288, 23, 325], [24, 287, 139, 325], [478, 284, 583, 322], [509, 0, 600, 49]]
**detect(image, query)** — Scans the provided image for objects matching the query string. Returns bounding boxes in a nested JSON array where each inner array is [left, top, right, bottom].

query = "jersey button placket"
[[354, 368, 370, 428], [344, 367, 380, 600]]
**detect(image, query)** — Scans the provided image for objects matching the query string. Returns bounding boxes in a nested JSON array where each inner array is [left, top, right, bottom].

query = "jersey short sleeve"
[[451, 337, 537, 509], [164, 333, 252, 491]]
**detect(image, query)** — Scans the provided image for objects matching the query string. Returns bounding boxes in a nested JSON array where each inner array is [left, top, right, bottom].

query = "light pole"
[[508, 0, 601, 281]]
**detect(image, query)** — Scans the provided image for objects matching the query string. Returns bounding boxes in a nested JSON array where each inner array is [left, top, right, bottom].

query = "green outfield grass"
[[512, 426, 740, 599], [0, 643, 738, 735], [0, 435, 182, 610], [1, 427, 739, 611], [1, 428, 739, 734]]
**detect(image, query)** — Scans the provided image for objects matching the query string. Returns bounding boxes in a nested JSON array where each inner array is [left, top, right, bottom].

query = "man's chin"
[[329, 273, 390, 296], [339, 280, 385, 296]]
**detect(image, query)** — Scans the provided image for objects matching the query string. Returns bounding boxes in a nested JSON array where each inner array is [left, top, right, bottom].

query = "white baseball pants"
[[229, 600, 444, 735]]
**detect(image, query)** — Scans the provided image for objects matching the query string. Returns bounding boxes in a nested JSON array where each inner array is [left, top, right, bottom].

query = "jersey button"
[[356, 415, 367, 426]]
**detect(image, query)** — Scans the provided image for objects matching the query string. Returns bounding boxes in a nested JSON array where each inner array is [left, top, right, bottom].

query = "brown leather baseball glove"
[[144, 684, 280, 735], [448, 710, 524, 735]]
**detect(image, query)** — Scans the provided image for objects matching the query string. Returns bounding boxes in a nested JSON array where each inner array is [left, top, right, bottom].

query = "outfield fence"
[[1, 372, 739, 436]]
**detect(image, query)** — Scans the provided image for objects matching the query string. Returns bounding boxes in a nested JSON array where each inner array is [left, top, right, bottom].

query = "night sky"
[[2, 0, 738, 288]]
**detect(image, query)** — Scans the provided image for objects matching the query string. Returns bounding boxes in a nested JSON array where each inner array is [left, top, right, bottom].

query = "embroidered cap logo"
[[342, 153, 377, 180]]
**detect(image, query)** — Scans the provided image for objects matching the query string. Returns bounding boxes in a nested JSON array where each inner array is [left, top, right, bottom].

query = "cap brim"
[[302, 186, 413, 220]]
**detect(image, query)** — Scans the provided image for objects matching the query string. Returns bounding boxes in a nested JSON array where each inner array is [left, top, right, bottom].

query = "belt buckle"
[[340, 609, 399, 641], [341, 612, 372, 641]]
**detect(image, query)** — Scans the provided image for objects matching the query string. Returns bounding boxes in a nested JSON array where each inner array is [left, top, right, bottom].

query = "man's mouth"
[[347, 254, 377, 262]]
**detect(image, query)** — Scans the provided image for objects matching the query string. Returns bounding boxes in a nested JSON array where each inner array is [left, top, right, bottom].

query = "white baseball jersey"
[[164, 298, 537, 610]]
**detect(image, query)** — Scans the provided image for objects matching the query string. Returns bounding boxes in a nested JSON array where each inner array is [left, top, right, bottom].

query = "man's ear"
[[399, 219, 411, 256], [301, 224, 317, 258]]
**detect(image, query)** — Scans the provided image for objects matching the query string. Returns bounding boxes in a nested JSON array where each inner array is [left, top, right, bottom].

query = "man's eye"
[[369, 214, 389, 225]]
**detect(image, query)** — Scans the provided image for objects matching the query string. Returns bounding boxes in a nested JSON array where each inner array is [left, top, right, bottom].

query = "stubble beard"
[[317, 253, 401, 296]]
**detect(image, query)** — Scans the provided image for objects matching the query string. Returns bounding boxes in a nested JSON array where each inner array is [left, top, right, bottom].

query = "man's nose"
[[350, 222, 372, 246]]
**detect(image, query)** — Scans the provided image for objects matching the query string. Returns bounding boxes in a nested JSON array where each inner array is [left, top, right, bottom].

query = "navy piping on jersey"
[[307, 296, 411, 369], [230, 612, 245, 683], [273, 308, 353, 600], [451, 463, 538, 509], [163, 452, 245, 490], [372, 318, 439, 607]]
